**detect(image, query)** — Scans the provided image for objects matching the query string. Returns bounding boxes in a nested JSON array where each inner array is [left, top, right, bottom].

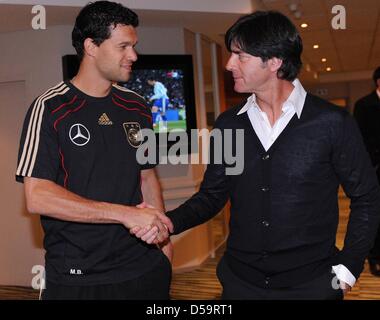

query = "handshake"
[[128, 202, 173, 244]]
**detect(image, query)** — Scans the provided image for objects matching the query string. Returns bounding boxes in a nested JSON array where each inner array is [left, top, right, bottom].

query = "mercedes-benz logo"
[[69, 124, 90, 146]]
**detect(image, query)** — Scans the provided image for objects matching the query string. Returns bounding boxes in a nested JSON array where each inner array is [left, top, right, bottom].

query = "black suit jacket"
[[354, 91, 380, 167]]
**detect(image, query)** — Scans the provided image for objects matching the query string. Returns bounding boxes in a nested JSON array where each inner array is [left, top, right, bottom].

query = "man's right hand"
[[123, 206, 172, 244], [129, 204, 173, 244]]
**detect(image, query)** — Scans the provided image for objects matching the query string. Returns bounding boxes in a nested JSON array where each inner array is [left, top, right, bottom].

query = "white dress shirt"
[[237, 79, 356, 288]]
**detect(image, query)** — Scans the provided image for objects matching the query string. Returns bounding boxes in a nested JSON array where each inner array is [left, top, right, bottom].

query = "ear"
[[83, 38, 97, 58], [268, 57, 283, 73]]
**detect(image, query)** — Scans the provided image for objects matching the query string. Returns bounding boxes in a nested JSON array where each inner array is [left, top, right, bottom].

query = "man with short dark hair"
[[134, 11, 380, 300], [354, 66, 380, 277], [16, 1, 172, 300]]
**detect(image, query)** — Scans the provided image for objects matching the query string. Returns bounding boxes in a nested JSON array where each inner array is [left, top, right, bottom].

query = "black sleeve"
[[353, 100, 365, 132], [332, 112, 380, 278], [353, 99, 380, 166], [166, 117, 231, 234], [15, 98, 60, 183]]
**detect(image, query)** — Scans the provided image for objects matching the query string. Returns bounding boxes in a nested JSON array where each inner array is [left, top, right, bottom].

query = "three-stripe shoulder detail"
[[112, 83, 146, 101], [16, 82, 70, 177]]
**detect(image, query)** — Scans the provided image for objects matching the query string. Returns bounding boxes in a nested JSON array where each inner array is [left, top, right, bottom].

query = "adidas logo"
[[98, 113, 113, 125]]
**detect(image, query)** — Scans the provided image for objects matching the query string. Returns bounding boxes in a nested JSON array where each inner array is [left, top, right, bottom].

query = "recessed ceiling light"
[[313, 44, 319, 49], [326, 67, 332, 72], [300, 23, 308, 28], [321, 58, 327, 62]]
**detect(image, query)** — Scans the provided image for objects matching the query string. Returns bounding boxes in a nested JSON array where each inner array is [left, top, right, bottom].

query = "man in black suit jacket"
[[354, 66, 380, 276], [132, 12, 380, 299]]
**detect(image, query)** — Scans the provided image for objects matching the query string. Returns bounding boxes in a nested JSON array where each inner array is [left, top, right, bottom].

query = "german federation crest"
[[123, 122, 143, 148]]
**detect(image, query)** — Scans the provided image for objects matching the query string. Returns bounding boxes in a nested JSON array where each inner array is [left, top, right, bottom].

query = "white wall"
[[0, 25, 76, 286], [136, 27, 185, 54], [0, 80, 46, 286], [304, 79, 374, 113], [0, 25, 76, 106]]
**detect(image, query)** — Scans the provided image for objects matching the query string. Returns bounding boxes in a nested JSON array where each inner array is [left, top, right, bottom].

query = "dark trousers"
[[369, 170, 380, 260], [369, 221, 380, 259], [217, 256, 344, 300], [42, 254, 172, 300]]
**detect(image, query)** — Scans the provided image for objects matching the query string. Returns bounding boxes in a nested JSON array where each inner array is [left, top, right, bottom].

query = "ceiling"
[[0, 0, 379, 84], [261, 0, 380, 83]]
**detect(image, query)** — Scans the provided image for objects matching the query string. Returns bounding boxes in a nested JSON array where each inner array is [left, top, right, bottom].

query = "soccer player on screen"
[[147, 78, 169, 131]]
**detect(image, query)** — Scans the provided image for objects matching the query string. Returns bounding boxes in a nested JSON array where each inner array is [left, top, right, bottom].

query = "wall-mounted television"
[[62, 54, 197, 137], [119, 54, 197, 137]]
